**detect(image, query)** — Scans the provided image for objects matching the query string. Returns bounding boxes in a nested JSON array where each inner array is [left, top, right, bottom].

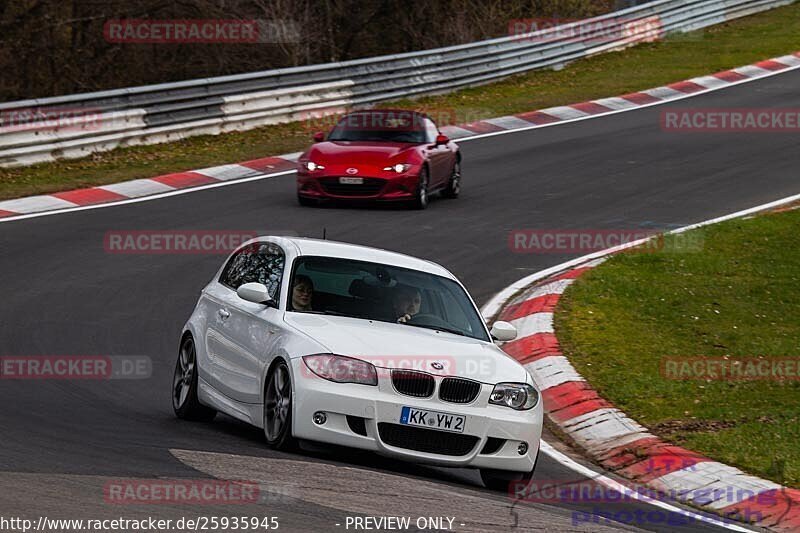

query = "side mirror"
[[435, 133, 449, 146], [490, 321, 517, 342], [237, 282, 277, 308], [313, 131, 325, 142]]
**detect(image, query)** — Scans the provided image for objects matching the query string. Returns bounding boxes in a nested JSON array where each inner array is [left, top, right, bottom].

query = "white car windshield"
[[288, 256, 490, 342]]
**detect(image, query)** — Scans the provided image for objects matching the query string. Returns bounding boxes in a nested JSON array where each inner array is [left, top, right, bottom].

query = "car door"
[[424, 118, 452, 187], [204, 241, 287, 404]]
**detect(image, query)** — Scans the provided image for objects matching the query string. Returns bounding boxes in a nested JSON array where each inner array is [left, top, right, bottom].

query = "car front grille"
[[320, 177, 385, 196], [391, 370, 435, 398], [377, 423, 479, 456], [439, 377, 481, 404]]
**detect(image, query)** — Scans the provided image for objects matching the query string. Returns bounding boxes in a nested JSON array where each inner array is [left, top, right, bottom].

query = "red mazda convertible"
[[296, 109, 461, 209]]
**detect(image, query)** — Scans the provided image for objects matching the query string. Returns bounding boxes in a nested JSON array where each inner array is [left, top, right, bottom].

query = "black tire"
[[263, 359, 298, 451], [172, 335, 216, 421], [297, 195, 317, 207], [480, 466, 535, 492], [441, 157, 461, 199], [411, 167, 429, 210]]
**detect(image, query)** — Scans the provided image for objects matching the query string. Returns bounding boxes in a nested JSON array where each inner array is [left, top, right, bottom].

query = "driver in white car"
[[291, 275, 314, 312], [393, 286, 422, 323]]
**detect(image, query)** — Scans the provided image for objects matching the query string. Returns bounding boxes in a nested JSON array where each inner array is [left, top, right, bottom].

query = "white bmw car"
[[172, 236, 542, 489]]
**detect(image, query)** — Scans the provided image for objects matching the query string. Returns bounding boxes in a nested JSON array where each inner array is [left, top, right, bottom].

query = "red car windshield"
[[327, 112, 427, 144]]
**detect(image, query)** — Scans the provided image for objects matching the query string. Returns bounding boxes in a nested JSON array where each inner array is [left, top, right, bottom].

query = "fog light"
[[313, 411, 327, 425], [517, 442, 528, 455]]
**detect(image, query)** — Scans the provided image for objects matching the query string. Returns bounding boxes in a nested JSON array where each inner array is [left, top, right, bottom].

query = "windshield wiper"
[[405, 323, 469, 338], [302, 310, 351, 317], [332, 137, 386, 142]]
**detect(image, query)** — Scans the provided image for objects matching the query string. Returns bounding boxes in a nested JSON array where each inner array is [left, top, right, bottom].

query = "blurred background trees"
[[0, 0, 622, 101]]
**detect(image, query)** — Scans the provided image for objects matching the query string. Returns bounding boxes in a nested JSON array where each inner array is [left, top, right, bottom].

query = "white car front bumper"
[[291, 359, 543, 473]]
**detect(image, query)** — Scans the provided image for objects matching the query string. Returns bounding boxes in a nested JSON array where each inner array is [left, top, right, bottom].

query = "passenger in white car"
[[291, 275, 314, 312]]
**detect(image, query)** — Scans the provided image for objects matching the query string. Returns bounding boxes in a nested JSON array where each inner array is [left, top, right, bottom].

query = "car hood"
[[306, 141, 418, 167], [283, 313, 529, 384]]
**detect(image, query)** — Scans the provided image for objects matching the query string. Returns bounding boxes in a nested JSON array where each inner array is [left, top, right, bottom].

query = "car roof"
[[268, 236, 454, 279]]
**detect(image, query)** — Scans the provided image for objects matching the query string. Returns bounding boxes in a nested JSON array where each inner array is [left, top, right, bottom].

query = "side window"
[[220, 242, 285, 300], [424, 119, 439, 143]]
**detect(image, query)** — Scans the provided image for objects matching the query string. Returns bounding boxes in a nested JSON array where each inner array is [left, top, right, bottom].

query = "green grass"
[[1, 2, 799, 200], [555, 206, 800, 488]]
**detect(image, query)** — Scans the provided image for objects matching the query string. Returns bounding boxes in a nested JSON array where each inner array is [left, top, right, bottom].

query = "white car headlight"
[[302, 354, 377, 386], [305, 161, 325, 171], [382, 163, 411, 173], [489, 382, 539, 410]]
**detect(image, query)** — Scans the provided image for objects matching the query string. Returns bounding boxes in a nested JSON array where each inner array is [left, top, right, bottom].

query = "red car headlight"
[[382, 163, 411, 173]]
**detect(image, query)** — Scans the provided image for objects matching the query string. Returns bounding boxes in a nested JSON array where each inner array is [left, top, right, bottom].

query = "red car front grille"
[[319, 177, 386, 196]]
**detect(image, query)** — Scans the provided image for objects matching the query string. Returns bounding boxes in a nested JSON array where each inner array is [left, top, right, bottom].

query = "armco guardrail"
[[0, 0, 793, 167]]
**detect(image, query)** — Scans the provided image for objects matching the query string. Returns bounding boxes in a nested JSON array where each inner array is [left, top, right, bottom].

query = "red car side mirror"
[[313, 131, 325, 142], [435, 134, 449, 145]]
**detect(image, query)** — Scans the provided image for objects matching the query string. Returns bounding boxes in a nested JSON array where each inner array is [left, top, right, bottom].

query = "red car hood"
[[306, 141, 419, 167]]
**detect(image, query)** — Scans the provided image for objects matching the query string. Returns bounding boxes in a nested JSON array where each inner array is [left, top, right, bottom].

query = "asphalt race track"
[[1, 68, 798, 532]]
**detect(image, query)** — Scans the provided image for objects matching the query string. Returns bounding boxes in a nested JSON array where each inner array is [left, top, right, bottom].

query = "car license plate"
[[339, 176, 363, 184], [400, 406, 465, 433]]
